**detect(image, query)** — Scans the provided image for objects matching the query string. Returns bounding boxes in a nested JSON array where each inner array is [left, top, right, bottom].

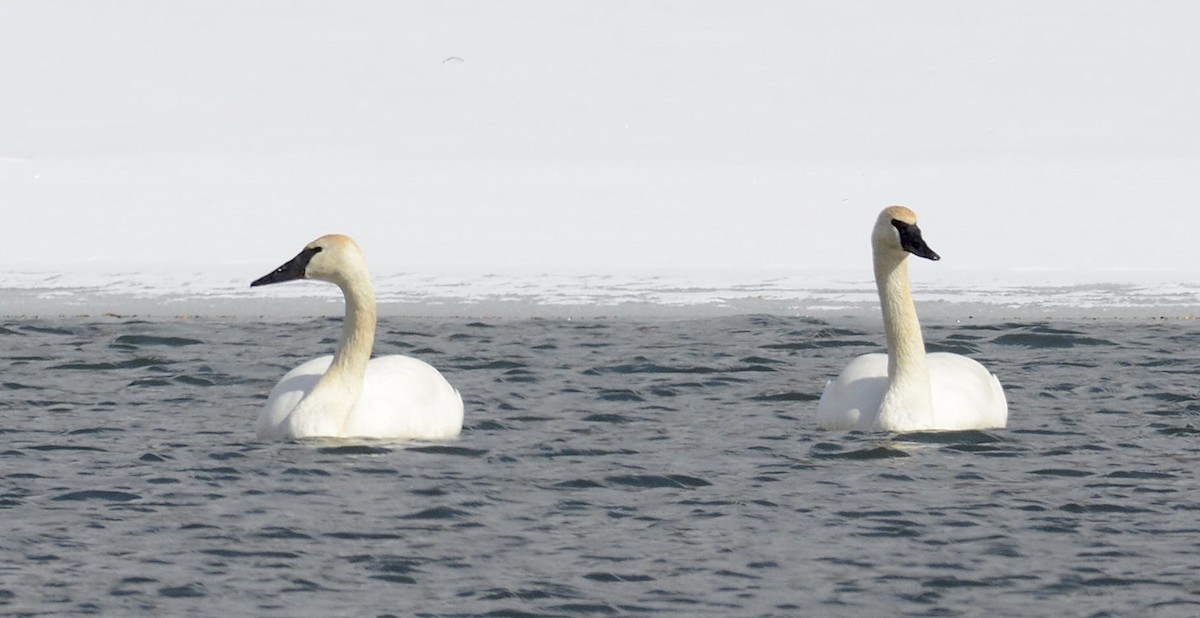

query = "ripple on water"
[[113, 334, 204, 347], [51, 358, 172, 371], [992, 325, 1118, 348], [604, 474, 712, 489], [52, 490, 142, 502], [811, 443, 910, 460], [403, 506, 470, 520]]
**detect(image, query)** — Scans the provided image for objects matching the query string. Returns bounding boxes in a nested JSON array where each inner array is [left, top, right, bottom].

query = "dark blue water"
[[2, 315, 1199, 616]]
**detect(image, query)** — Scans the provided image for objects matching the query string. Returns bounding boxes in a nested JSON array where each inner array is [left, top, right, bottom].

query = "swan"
[[250, 234, 464, 441], [816, 206, 1007, 432]]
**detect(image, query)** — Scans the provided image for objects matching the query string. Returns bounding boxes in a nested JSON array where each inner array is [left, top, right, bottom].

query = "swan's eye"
[[297, 245, 323, 268]]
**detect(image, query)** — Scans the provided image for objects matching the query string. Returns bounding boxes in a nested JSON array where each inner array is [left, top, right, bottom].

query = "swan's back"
[[817, 352, 1006, 431], [256, 354, 464, 441], [344, 355, 464, 439], [924, 352, 1007, 430]]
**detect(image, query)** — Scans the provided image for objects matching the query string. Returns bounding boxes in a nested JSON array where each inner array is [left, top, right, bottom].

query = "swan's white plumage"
[[257, 354, 464, 441], [816, 207, 1007, 432], [251, 234, 464, 441], [817, 352, 1007, 431]]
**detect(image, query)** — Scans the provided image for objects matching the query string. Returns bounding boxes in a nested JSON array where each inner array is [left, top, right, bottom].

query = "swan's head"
[[251, 234, 369, 288], [873, 206, 940, 261]]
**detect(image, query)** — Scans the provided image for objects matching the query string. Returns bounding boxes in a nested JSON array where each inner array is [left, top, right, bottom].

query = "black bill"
[[250, 246, 322, 287], [891, 220, 940, 261]]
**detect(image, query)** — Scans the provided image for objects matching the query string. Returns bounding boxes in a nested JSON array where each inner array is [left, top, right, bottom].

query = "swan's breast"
[[817, 353, 889, 430], [257, 355, 334, 440]]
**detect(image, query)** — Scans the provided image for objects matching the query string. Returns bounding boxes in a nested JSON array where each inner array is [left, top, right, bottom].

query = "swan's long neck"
[[290, 268, 377, 436], [875, 251, 933, 426], [329, 270, 377, 384]]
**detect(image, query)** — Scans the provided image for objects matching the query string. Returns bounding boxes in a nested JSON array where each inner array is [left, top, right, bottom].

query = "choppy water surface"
[[2, 314, 1200, 616]]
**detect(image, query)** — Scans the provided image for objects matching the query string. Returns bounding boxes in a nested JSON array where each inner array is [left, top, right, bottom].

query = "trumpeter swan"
[[250, 234, 464, 441], [816, 207, 1007, 432]]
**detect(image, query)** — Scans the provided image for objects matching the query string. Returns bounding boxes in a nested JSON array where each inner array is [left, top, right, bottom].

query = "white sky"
[[2, 1, 1198, 279]]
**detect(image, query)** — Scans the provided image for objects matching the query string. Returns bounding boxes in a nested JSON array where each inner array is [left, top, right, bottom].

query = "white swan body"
[[251, 234, 464, 441], [817, 207, 1007, 432]]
